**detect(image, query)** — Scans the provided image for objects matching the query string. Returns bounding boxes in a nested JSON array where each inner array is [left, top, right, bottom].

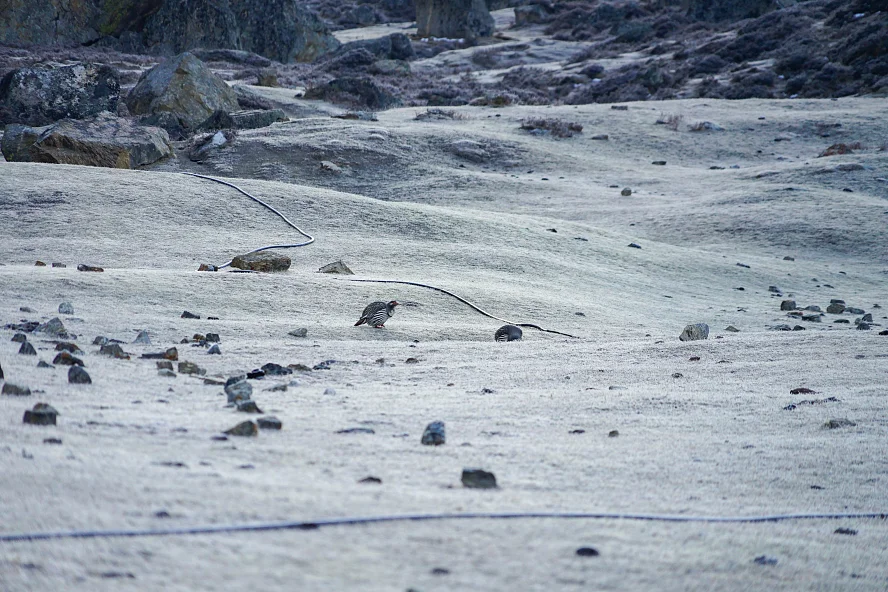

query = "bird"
[[494, 324, 522, 342], [354, 300, 400, 328]]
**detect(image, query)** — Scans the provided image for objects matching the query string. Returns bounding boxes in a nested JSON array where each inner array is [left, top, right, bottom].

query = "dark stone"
[[461, 468, 497, 489], [43, 438, 63, 444], [12, 333, 27, 343], [628, 242, 642, 248], [181, 311, 200, 319], [823, 418, 856, 429], [18, 341, 37, 355], [224, 420, 258, 437], [801, 314, 821, 323], [23, 403, 58, 425], [36, 317, 67, 337], [55, 342, 81, 353], [318, 260, 354, 275], [207, 344, 221, 354], [846, 307, 865, 315], [421, 421, 446, 445], [230, 250, 291, 272], [358, 476, 382, 484], [336, 427, 375, 434], [93, 336, 108, 345], [68, 366, 92, 384], [52, 351, 84, 366], [415, 0, 494, 42], [177, 361, 206, 375], [1, 123, 49, 162], [257, 416, 282, 430], [205, 333, 220, 342], [753, 555, 778, 566], [225, 379, 252, 403], [0, 63, 120, 127], [2, 382, 31, 396], [77, 264, 104, 272], [834, 528, 858, 536], [679, 323, 709, 341], [198, 108, 287, 131], [288, 328, 308, 338], [156, 361, 173, 370], [100, 343, 130, 359], [246, 369, 266, 379], [780, 300, 796, 311], [856, 322, 870, 330], [494, 324, 523, 342], [334, 33, 415, 62], [827, 303, 845, 314], [303, 77, 401, 110], [133, 330, 151, 344], [236, 400, 263, 413], [608, 430, 620, 437], [313, 360, 336, 370], [576, 547, 600, 557], [37, 361, 54, 369], [261, 363, 292, 376], [140, 347, 178, 360]]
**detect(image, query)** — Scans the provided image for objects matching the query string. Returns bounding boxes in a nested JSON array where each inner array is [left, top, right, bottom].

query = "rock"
[[12, 333, 27, 343], [23, 403, 58, 426], [793, 325, 806, 331], [303, 77, 401, 110], [289, 364, 312, 372], [359, 476, 382, 484], [181, 311, 200, 319], [58, 302, 74, 315], [207, 344, 221, 355], [15, 112, 174, 169], [140, 347, 179, 361], [205, 333, 220, 343], [628, 243, 642, 249], [18, 341, 37, 356], [36, 317, 67, 337], [494, 325, 523, 342], [52, 351, 84, 366], [652, 160, 667, 166], [246, 369, 266, 379], [753, 555, 778, 566], [725, 325, 740, 332], [575, 547, 600, 557], [0, 63, 120, 126], [68, 366, 92, 384], [801, 314, 821, 322], [77, 264, 104, 272], [225, 378, 253, 403], [856, 322, 871, 330], [768, 286, 780, 293], [100, 343, 130, 359], [416, 0, 494, 42], [2, 382, 31, 396], [846, 307, 865, 315], [0, 361, 2, 379], [862, 313, 873, 323], [323, 387, 337, 395], [318, 260, 354, 275], [0, 124, 48, 162], [804, 305, 822, 312], [679, 323, 709, 341], [133, 330, 151, 344], [257, 416, 282, 430], [461, 468, 497, 489], [261, 363, 292, 376], [126, 53, 240, 139], [368, 59, 411, 76], [224, 420, 258, 437], [621, 188, 632, 196], [288, 328, 308, 338], [827, 303, 845, 314], [337, 34, 415, 62], [236, 400, 263, 413], [608, 430, 620, 437], [591, 134, 609, 140], [34, 261, 47, 266], [199, 108, 287, 131], [230, 250, 291, 272], [780, 300, 796, 311], [313, 360, 336, 370], [178, 361, 206, 375], [336, 427, 375, 434], [880, 330, 888, 336], [834, 528, 857, 536], [770, 324, 793, 331], [515, 4, 552, 26], [158, 368, 177, 378], [421, 421, 446, 445], [256, 68, 280, 87], [823, 418, 856, 429]]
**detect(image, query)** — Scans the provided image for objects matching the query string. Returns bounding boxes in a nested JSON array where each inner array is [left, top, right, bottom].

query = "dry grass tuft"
[[520, 118, 583, 138]]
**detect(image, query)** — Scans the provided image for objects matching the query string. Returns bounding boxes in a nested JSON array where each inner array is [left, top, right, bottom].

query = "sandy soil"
[[1, 43, 888, 592]]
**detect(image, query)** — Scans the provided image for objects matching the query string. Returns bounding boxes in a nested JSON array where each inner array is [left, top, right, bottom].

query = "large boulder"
[[0, 63, 121, 126], [125, 53, 239, 139], [10, 112, 174, 169], [415, 0, 495, 43]]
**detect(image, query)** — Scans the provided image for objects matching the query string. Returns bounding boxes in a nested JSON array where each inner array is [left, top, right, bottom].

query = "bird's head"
[[388, 300, 400, 309]]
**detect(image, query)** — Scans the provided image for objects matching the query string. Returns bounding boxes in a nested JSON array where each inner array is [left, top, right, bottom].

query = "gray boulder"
[[0, 63, 120, 126], [416, 0, 495, 43], [1, 124, 50, 162], [303, 77, 401, 110], [15, 112, 173, 169], [334, 34, 415, 62], [679, 323, 710, 341], [199, 109, 287, 131], [126, 53, 239, 139]]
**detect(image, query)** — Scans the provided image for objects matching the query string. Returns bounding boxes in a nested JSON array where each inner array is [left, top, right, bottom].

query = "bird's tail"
[[354, 318, 366, 326]]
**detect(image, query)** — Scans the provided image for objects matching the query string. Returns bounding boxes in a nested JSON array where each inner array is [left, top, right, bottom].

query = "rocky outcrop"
[[415, 0, 495, 43], [0, 63, 120, 126], [0, 0, 338, 63], [7, 112, 174, 169], [126, 53, 239, 139]]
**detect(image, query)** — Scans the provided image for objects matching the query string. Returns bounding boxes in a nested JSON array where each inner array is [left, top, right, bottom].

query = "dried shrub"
[[520, 118, 583, 138], [414, 108, 465, 121], [656, 113, 683, 131], [818, 142, 863, 157]]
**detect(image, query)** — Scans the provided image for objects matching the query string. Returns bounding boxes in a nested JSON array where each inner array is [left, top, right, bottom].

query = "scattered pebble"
[[58, 302, 74, 315], [359, 476, 382, 484], [76, 264, 104, 272], [262, 363, 292, 376], [52, 262, 66, 268], [846, 307, 865, 315], [780, 300, 797, 311], [430, 568, 450, 576], [55, 342, 81, 353], [421, 421, 446, 446], [823, 418, 856, 429], [576, 547, 600, 557], [133, 330, 151, 344], [52, 351, 83, 366], [257, 416, 282, 430], [461, 468, 497, 489], [652, 160, 666, 165], [313, 360, 336, 370], [225, 378, 252, 403], [768, 286, 781, 293], [569, 429, 585, 434], [207, 344, 221, 355], [405, 357, 419, 364], [801, 314, 821, 322], [35, 261, 46, 266], [672, 372, 683, 378], [93, 336, 108, 345], [2, 383, 31, 396], [177, 361, 206, 375], [736, 262, 750, 268], [725, 326, 740, 332], [494, 325, 523, 342], [621, 188, 632, 196], [224, 421, 258, 437], [246, 369, 265, 379], [317, 260, 353, 274], [140, 347, 178, 361], [679, 323, 709, 341], [23, 403, 58, 426], [37, 361, 53, 369], [608, 430, 620, 437], [43, 438, 62, 444], [288, 328, 308, 338], [784, 256, 795, 261], [18, 341, 37, 355], [100, 343, 130, 359], [68, 366, 91, 384], [628, 243, 642, 249]]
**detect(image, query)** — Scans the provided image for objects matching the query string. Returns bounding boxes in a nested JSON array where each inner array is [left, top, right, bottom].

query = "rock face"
[[230, 251, 292, 272], [0, 1, 339, 63], [415, 0, 495, 43], [11, 112, 174, 169], [0, 63, 121, 126], [126, 53, 239, 139]]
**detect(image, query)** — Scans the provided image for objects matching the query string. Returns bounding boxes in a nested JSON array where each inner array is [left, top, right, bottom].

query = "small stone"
[[736, 262, 750, 268], [834, 528, 857, 536], [246, 369, 265, 379], [205, 333, 220, 343], [608, 430, 620, 437], [288, 363, 312, 372], [140, 347, 178, 360], [265, 384, 287, 392], [68, 366, 92, 384], [768, 286, 780, 293], [58, 302, 74, 315], [93, 336, 108, 345], [835, 319, 851, 324], [288, 328, 308, 338], [359, 476, 382, 484], [52, 351, 84, 366], [43, 438, 63, 444], [181, 311, 200, 319], [133, 330, 151, 344], [801, 314, 821, 322], [257, 416, 282, 430], [55, 342, 80, 353], [753, 556, 778, 566], [317, 260, 354, 275], [672, 372, 683, 378], [23, 403, 58, 425], [793, 325, 806, 331], [823, 418, 856, 429], [494, 325, 523, 342], [804, 305, 822, 312], [862, 313, 873, 322], [323, 387, 336, 395], [207, 344, 221, 355], [177, 361, 206, 375], [336, 427, 375, 434], [261, 363, 292, 376], [225, 378, 252, 403], [621, 188, 632, 196], [461, 468, 497, 489], [827, 303, 845, 314], [76, 264, 104, 272], [2, 382, 31, 396], [652, 160, 666, 165], [591, 134, 609, 140], [770, 324, 793, 331], [405, 357, 419, 364], [237, 400, 263, 413], [725, 326, 740, 332], [830, 299, 846, 305], [36, 317, 67, 336], [19, 341, 37, 355], [224, 421, 258, 437], [628, 243, 642, 249], [421, 421, 446, 445], [12, 333, 27, 343], [783, 256, 795, 261], [35, 260, 46, 266], [100, 343, 130, 359], [158, 369, 176, 378], [230, 250, 291, 272], [52, 262, 66, 268], [856, 322, 871, 330], [576, 547, 600, 557], [846, 307, 865, 315], [37, 361, 53, 368], [880, 330, 888, 336], [780, 300, 797, 311], [679, 323, 709, 341], [313, 360, 336, 370]]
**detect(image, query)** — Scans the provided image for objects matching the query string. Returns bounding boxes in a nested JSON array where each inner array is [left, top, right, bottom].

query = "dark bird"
[[355, 300, 400, 328], [495, 324, 522, 342]]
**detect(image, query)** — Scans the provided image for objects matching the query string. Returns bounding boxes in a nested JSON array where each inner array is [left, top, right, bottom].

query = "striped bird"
[[354, 300, 400, 328], [494, 324, 523, 342]]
